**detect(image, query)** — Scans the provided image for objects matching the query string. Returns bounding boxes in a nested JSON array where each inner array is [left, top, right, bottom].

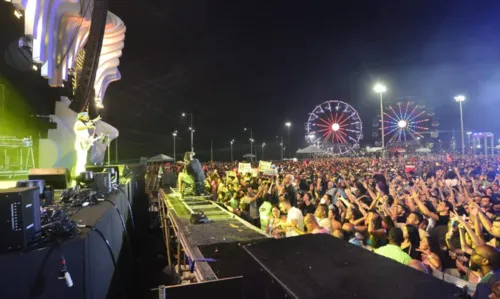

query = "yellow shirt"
[[375, 244, 411, 265]]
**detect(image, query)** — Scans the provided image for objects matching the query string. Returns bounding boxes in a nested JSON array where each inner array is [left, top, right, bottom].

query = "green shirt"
[[375, 244, 412, 265], [259, 201, 272, 229]]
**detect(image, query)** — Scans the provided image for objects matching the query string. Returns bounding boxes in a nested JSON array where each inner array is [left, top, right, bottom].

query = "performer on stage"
[[73, 112, 101, 177], [177, 152, 206, 195]]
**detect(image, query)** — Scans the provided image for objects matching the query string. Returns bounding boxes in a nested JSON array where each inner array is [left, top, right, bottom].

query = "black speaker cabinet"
[[28, 168, 70, 189], [0, 187, 41, 253], [86, 164, 125, 184], [94, 172, 112, 193], [242, 234, 461, 299]]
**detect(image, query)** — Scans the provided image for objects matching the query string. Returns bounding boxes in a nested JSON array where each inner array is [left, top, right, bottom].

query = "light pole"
[[182, 112, 194, 152], [244, 128, 253, 160], [454, 95, 466, 155], [373, 83, 387, 151], [280, 142, 284, 160], [250, 138, 255, 160], [230, 139, 234, 162], [172, 131, 177, 161], [262, 142, 266, 160], [467, 132, 472, 154], [285, 122, 291, 158]]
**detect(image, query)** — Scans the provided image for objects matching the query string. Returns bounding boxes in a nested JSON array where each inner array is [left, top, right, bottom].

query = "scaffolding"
[[0, 136, 36, 177], [471, 132, 494, 156]]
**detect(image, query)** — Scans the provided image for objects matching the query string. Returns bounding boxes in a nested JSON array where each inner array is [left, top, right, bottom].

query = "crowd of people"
[[166, 154, 500, 298]]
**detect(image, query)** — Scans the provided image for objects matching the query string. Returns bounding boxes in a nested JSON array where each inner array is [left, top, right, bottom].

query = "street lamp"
[[454, 95, 466, 155], [373, 83, 387, 151], [244, 127, 254, 160], [280, 142, 284, 160], [181, 112, 194, 152], [230, 139, 235, 162], [172, 131, 177, 161], [285, 122, 291, 158], [249, 138, 255, 161], [262, 142, 266, 160]]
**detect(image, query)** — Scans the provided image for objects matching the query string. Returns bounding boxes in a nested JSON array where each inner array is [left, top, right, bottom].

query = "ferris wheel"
[[383, 101, 429, 143], [305, 100, 363, 155]]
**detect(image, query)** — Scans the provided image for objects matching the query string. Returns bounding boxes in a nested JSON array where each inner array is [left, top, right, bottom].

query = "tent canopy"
[[367, 147, 383, 153], [296, 145, 323, 154], [415, 148, 431, 153], [243, 154, 256, 158], [147, 154, 174, 163]]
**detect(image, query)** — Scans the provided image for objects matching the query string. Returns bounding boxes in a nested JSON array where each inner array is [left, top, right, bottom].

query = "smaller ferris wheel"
[[383, 101, 429, 144], [305, 100, 363, 155]]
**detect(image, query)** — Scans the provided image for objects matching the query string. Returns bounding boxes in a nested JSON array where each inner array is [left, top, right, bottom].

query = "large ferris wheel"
[[305, 100, 363, 155]]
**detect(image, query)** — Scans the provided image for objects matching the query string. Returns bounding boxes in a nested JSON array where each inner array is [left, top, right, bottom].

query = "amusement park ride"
[[305, 100, 363, 155], [304, 97, 443, 156]]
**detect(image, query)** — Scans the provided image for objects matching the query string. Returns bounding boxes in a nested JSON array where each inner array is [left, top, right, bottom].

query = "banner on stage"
[[238, 163, 252, 174]]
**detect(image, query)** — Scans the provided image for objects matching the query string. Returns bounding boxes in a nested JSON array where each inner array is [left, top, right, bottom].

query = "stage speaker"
[[28, 168, 70, 189], [242, 234, 461, 299], [86, 164, 125, 183], [162, 171, 177, 189], [94, 172, 112, 193], [0, 187, 41, 253]]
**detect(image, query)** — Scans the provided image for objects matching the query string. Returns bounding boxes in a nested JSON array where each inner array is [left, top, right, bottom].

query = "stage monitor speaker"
[[0, 187, 41, 253], [28, 168, 70, 190], [94, 172, 112, 193], [242, 234, 462, 299], [162, 171, 177, 189], [86, 165, 125, 183]]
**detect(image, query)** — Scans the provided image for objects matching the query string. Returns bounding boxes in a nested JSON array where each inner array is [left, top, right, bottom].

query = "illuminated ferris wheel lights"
[[382, 101, 429, 143], [306, 100, 362, 155]]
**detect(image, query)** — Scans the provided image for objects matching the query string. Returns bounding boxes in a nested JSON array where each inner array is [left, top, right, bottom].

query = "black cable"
[[82, 232, 88, 299], [103, 199, 133, 258], [116, 186, 135, 232], [80, 225, 117, 269], [80, 224, 127, 299]]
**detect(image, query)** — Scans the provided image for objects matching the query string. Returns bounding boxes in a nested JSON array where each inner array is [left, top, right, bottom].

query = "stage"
[[0, 176, 145, 299], [157, 188, 269, 283]]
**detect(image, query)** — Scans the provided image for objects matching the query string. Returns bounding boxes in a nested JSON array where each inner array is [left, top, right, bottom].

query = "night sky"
[[2, 1, 500, 161]]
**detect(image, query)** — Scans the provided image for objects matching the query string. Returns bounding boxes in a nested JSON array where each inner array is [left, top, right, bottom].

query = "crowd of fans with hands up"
[[186, 155, 500, 298]]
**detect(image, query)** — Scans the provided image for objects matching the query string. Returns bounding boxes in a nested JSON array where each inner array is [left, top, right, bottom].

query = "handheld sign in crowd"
[[238, 162, 252, 174], [258, 161, 277, 175], [258, 161, 272, 172]]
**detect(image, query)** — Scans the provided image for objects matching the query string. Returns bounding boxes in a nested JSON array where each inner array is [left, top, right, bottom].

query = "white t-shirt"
[[74, 120, 90, 141], [286, 207, 304, 237], [318, 217, 332, 233]]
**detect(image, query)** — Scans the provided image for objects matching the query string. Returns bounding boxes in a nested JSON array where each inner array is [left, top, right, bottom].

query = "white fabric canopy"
[[147, 154, 174, 163], [366, 147, 383, 153], [296, 145, 323, 154], [415, 148, 431, 153]]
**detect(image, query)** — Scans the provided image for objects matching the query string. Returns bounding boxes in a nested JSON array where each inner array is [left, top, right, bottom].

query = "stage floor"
[[0, 180, 19, 189], [0, 179, 77, 190], [164, 192, 269, 246]]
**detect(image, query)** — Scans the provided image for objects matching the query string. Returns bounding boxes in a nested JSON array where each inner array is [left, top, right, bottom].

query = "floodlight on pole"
[[230, 139, 235, 161], [373, 83, 387, 151], [455, 95, 466, 155], [181, 112, 194, 152]]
